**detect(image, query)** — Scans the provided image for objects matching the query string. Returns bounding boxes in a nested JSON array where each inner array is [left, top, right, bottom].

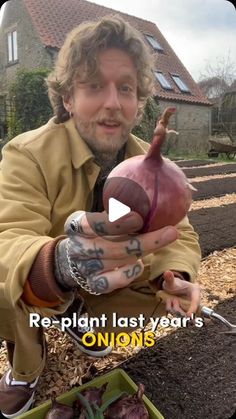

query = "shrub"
[[8, 68, 53, 139], [132, 96, 160, 143]]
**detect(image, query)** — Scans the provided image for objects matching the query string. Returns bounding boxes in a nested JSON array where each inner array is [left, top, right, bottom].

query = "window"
[[155, 72, 172, 90], [171, 75, 190, 93], [145, 34, 163, 52], [7, 30, 18, 63]]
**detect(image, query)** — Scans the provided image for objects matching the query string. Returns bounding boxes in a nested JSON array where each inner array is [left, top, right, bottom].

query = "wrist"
[[54, 239, 76, 290], [65, 239, 101, 295], [54, 239, 102, 295]]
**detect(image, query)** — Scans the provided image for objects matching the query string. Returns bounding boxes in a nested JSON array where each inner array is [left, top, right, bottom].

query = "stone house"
[[0, 0, 211, 154]]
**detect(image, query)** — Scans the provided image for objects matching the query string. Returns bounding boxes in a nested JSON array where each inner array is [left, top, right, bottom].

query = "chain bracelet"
[[66, 239, 101, 295]]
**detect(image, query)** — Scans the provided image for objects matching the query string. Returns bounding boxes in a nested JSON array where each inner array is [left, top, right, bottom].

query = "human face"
[[63, 48, 139, 157]]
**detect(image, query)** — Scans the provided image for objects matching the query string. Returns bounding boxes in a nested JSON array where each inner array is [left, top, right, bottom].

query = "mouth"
[[97, 120, 121, 129]]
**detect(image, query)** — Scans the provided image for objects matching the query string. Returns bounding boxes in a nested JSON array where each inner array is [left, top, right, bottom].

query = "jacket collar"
[[61, 117, 148, 170], [63, 117, 95, 169]]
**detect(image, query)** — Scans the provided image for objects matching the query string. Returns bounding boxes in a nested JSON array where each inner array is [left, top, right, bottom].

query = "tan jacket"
[[0, 117, 201, 314]]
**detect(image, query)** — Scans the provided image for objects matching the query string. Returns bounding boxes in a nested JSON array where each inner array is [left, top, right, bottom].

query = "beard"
[[73, 112, 137, 182], [74, 112, 135, 159]]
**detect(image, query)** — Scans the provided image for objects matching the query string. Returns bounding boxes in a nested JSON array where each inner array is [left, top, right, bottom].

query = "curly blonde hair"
[[46, 15, 154, 122]]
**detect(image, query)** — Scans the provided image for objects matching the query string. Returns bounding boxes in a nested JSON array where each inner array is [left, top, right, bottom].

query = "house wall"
[[158, 100, 211, 156], [0, 0, 53, 94], [0, 0, 211, 154]]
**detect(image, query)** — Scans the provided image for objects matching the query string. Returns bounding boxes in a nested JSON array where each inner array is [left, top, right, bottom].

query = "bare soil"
[[175, 160, 219, 167], [122, 296, 236, 419], [189, 203, 236, 257], [191, 177, 236, 200], [120, 160, 236, 418], [119, 161, 236, 419]]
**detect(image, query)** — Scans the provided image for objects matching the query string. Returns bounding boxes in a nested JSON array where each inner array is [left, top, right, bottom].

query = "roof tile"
[[23, 0, 211, 105]]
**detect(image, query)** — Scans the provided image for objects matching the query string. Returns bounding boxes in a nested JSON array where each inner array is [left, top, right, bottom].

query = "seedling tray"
[[18, 368, 164, 418]]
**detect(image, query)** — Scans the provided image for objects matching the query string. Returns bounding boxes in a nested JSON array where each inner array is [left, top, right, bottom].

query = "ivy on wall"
[[8, 68, 53, 139], [132, 96, 160, 143]]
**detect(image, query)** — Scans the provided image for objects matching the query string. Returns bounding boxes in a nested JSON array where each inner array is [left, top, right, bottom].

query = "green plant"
[[75, 390, 126, 418], [8, 68, 53, 139], [132, 97, 160, 143]]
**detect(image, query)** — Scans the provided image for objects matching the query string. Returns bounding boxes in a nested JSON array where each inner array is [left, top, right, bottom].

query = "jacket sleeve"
[[0, 140, 73, 315], [147, 215, 201, 285]]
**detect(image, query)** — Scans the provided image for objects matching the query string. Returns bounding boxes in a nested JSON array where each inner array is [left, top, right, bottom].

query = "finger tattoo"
[[88, 276, 109, 293], [72, 239, 104, 259], [93, 221, 109, 236], [125, 238, 142, 257], [123, 263, 142, 279], [76, 259, 104, 277]]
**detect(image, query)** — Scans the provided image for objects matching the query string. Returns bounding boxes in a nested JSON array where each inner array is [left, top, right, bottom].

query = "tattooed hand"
[[54, 210, 179, 294]]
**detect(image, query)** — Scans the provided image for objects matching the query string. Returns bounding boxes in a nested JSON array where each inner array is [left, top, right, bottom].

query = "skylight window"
[[172, 75, 190, 92], [145, 34, 163, 52], [155, 72, 172, 90]]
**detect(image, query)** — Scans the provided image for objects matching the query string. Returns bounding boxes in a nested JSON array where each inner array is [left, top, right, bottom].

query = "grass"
[[165, 152, 236, 163]]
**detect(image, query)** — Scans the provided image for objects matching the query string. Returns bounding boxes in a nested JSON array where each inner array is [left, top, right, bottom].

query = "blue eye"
[[121, 85, 131, 92]]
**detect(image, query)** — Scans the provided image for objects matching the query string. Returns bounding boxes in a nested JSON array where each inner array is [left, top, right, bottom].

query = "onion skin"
[[45, 398, 74, 419], [78, 383, 107, 407], [103, 107, 192, 232], [104, 383, 149, 418], [74, 383, 108, 417]]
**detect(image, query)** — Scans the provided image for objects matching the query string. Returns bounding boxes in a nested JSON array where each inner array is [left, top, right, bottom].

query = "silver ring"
[[70, 211, 86, 235]]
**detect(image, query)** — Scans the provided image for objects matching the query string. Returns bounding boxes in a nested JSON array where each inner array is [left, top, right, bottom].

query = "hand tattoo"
[[72, 238, 104, 259], [125, 238, 142, 257], [123, 263, 142, 279], [76, 258, 104, 277], [93, 221, 109, 236], [88, 276, 109, 293]]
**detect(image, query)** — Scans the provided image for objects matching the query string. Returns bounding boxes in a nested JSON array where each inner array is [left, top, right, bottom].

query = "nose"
[[103, 84, 121, 110]]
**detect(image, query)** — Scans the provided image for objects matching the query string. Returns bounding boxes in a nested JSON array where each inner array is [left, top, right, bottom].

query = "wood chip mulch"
[[189, 172, 236, 182], [176, 160, 234, 168], [190, 193, 236, 211]]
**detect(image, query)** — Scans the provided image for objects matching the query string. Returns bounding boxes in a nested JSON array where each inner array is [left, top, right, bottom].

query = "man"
[[0, 16, 201, 417]]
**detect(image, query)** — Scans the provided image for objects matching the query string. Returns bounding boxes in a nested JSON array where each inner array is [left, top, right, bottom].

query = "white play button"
[[108, 197, 131, 222]]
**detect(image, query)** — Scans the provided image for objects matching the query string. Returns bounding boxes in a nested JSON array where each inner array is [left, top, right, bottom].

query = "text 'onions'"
[[103, 107, 193, 232]]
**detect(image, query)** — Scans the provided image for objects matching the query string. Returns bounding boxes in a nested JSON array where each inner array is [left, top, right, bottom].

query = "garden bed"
[[189, 203, 236, 257], [183, 162, 236, 178], [192, 176, 236, 200], [175, 160, 219, 167], [122, 296, 236, 419]]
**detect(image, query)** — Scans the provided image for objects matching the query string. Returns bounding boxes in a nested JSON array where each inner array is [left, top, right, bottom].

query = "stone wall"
[[0, 0, 53, 93], [158, 100, 211, 156]]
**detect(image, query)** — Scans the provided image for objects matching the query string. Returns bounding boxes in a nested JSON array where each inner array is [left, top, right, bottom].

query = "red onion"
[[103, 107, 193, 232], [104, 383, 149, 418], [74, 383, 108, 417], [45, 398, 74, 418]]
